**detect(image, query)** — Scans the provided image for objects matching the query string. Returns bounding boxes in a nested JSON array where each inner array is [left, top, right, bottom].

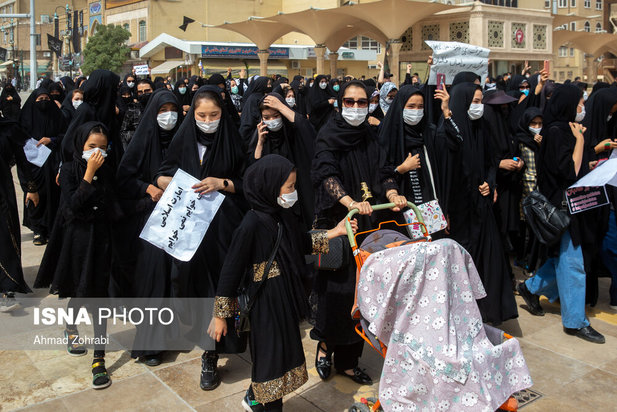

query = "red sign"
[[515, 29, 524, 44]]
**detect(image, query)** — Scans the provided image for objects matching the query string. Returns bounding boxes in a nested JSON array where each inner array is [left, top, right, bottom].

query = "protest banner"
[[425, 40, 490, 86], [140, 169, 225, 261], [133, 64, 149, 75]]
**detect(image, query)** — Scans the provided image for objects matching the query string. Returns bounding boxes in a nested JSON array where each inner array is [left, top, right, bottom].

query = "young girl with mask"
[[378, 84, 458, 221], [35, 122, 120, 389], [117, 89, 181, 364], [156, 85, 247, 391], [211, 154, 357, 412], [446, 83, 518, 326], [249, 93, 316, 230]]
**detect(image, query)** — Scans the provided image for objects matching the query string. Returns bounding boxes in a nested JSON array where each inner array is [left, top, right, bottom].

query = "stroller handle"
[[344, 202, 426, 248]]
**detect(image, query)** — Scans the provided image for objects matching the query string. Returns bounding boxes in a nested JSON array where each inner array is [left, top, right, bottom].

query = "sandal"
[[64, 329, 87, 356], [92, 357, 111, 389]]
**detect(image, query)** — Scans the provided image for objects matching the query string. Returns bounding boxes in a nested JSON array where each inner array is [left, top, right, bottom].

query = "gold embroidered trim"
[[251, 362, 308, 404], [213, 296, 239, 318], [252, 261, 280, 282], [310, 230, 329, 255]]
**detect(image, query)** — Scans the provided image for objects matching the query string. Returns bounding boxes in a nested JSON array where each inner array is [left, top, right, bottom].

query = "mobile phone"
[[436, 73, 446, 91], [25, 199, 31, 207], [543, 60, 550, 73]]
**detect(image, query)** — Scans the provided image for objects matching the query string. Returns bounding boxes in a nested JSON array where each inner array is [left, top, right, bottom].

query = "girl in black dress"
[[211, 154, 357, 411], [156, 85, 247, 391], [35, 121, 120, 389], [248, 92, 316, 230]]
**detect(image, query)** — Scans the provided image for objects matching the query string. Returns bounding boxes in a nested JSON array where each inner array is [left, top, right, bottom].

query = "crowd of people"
[[0, 59, 616, 411]]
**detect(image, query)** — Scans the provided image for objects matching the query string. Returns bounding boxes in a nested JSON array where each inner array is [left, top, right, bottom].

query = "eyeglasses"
[[342, 98, 369, 108]]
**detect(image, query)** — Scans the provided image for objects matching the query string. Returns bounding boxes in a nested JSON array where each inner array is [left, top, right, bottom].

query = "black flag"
[[72, 11, 80, 53], [47, 34, 63, 58], [179, 16, 195, 32], [0, 47, 6, 62]]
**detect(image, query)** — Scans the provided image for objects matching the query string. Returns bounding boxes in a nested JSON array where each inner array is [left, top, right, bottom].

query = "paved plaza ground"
[[2, 168, 617, 412]]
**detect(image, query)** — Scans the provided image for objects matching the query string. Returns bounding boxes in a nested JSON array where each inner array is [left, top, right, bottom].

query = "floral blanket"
[[357, 238, 532, 412]]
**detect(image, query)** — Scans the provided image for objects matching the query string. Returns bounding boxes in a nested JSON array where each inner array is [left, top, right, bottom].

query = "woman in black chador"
[[377, 84, 459, 222], [0, 119, 37, 311], [307, 75, 336, 132], [446, 82, 518, 325], [155, 85, 247, 391], [0, 83, 21, 120], [248, 92, 316, 230], [310, 80, 408, 385], [18, 87, 67, 245], [211, 154, 356, 411], [116, 89, 182, 364]]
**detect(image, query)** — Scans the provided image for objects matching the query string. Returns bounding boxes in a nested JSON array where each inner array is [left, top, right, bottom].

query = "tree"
[[81, 24, 130, 75]]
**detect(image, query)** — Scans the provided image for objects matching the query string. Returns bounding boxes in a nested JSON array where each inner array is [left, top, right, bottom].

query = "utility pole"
[[0, 0, 37, 90]]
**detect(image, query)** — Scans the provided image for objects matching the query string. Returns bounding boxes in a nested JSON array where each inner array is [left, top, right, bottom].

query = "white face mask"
[[403, 108, 424, 126], [583, 91, 589, 101], [341, 107, 368, 127], [528, 126, 542, 135], [157, 111, 178, 131], [127, 81, 135, 88], [319, 82, 327, 90], [196, 118, 220, 134], [285, 97, 296, 107], [575, 105, 586, 123], [385, 97, 394, 104], [72, 99, 83, 110], [369, 103, 378, 113], [264, 117, 283, 132], [277, 190, 298, 208], [468, 103, 484, 120], [82, 147, 107, 161]]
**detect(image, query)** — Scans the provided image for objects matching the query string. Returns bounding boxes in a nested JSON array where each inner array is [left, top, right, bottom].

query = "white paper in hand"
[[139, 169, 226, 262], [23, 138, 52, 167]]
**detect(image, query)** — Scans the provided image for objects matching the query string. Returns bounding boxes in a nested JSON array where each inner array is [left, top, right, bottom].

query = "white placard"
[[569, 158, 617, 188], [139, 169, 226, 262], [133, 64, 149, 75], [425, 41, 490, 86], [23, 138, 52, 167]]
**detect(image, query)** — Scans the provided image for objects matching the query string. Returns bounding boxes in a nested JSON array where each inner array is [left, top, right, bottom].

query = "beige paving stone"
[[522, 322, 617, 368], [516, 341, 595, 396], [193, 390, 245, 411], [15, 397, 71, 412], [54, 372, 193, 411], [299, 373, 380, 412], [155, 354, 251, 408], [553, 369, 617, 411]]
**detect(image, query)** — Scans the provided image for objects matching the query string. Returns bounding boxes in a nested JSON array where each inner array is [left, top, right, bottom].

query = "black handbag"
[[236, 222, 282, 333], [522, 190, 571, 246], [304, 235, 349, 271]]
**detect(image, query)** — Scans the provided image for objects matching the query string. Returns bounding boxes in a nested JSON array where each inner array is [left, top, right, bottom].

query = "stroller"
[[344, 202, 527, 412]]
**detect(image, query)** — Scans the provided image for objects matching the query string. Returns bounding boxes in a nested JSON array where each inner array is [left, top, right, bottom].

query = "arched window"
[[138, 20, 146, 42], [584, 21, 590, 32], [123, 23, 129, 32], [596, 22, 602, 33]]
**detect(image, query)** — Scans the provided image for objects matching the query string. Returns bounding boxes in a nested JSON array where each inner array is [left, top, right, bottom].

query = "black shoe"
[[315, 342, 332, 381], [241, 387, 264, 412], [338, 367, 373, 385], [564, 325, 605, 344], [200, 352, 220, 390], [517, 282, 545, 316], [143, 353, 162, 367]]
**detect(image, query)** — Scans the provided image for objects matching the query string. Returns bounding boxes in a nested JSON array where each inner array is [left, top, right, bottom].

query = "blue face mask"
[[521, 89, 530, 97], [333, 84, 340, 92]]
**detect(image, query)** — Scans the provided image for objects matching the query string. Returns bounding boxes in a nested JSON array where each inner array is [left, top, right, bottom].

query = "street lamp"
[[53, 4, 73, 77]]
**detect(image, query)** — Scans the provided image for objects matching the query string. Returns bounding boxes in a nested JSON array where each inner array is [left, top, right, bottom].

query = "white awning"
[[150, 60, 184, 75]]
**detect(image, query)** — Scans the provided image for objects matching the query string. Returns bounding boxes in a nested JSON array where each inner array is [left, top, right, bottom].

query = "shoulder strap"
[[246, 222, 282, 312]]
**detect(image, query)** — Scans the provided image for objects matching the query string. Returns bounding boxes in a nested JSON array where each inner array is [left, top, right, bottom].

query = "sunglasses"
[[342, 98, 369, 108]]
